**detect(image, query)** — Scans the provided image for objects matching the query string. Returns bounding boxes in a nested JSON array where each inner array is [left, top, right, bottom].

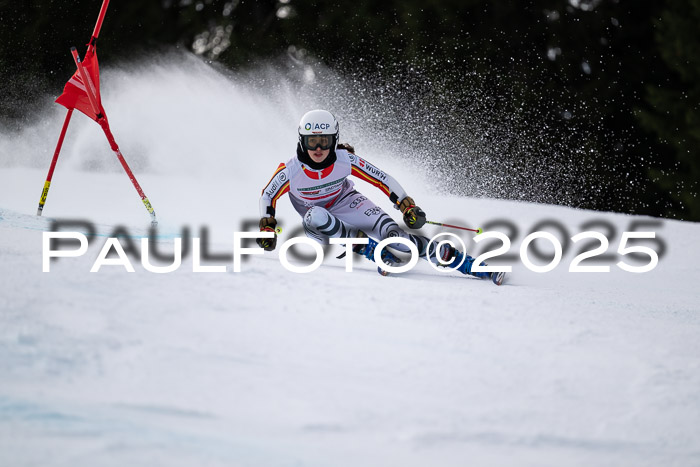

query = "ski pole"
[[425, 220, 483, 234]]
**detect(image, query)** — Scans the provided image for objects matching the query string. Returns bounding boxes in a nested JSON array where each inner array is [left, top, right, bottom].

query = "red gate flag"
[[38, 0, 156, 225], [55, 48, 103, 121]]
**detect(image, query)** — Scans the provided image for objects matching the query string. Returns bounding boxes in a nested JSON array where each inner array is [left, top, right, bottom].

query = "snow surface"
[[1, 54, 700, 466]]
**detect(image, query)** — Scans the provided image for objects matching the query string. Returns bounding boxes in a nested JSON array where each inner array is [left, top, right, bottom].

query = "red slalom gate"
[[36, 0, 157, 225]]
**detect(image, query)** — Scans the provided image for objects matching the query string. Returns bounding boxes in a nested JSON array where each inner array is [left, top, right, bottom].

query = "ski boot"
[[439, 244, 506, 286], [353, 231, 402, 276]]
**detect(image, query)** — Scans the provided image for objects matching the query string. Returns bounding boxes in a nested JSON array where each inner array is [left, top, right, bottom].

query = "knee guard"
[[303, 206, 330, 231], [303, 206, 352, 239]]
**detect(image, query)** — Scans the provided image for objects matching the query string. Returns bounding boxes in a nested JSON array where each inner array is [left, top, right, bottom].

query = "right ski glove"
[[398, 196, 426, 229], [256, 216, 277, 251]]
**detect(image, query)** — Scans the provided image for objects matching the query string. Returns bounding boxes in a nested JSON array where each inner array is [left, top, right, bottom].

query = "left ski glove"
[[256, 216, 277, 251], [398, 196, 426, 229]]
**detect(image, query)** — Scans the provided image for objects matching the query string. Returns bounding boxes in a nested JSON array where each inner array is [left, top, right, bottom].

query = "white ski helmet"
[[298, 109, 339, 152]]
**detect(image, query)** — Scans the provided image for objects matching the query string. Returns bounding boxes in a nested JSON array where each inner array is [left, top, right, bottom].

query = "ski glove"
[[398, 196, 426, 229], [256, 216, 277, 251]]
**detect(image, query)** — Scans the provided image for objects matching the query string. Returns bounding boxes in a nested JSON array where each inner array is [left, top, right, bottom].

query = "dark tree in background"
[[0, 0, 217, 121], [636, 0, 700, 220], [0, 0, 697, 220]]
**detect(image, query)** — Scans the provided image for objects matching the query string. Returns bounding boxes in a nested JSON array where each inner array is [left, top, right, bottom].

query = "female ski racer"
[[256, 109, 504, 285]]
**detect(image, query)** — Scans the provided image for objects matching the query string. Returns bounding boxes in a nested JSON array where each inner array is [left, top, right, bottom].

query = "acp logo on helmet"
[[305, 122, 330, 131]]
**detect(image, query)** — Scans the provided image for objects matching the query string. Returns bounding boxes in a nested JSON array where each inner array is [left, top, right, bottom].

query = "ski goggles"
[[303, 134, 335, 150]]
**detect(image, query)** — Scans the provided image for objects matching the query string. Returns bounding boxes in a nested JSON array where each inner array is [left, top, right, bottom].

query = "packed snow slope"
[[1, 53, 699, 467]]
